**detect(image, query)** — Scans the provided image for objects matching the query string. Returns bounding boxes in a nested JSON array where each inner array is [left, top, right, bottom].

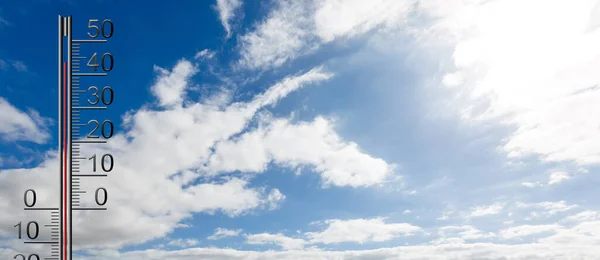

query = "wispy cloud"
[[0, 97, 50, 144], [305, 218, 421, 244], [548, 171, 570, 185], [468, 203, 504, 218], [237, 0, 412, 70], [11, 61, 27, 72], [0, 55, 390, 249], [499, 224, 562, 239], [207, 228, 242, 240], [2, 1, 600, 258], [194, 49, 215, 60], [166, 238, 200, 248], [516, 201, 577, 216], [0, 59, 28, 72], [246, 233, 307, 250], [214, 0, 242, 39], [51, 210, 600, 258], [0, 17, 9, 27], [245, 217, 421, 250]]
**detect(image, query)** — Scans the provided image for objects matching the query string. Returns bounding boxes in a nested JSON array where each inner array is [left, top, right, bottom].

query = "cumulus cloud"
[[0, 56, 394, 251], [244, 217, 421, 250], [0, 61, 331, 249], [437, 225, 495, 241], [516, 201, 577, 216], [246, 233, 307, 250], [561, 210, 600, 223], [205, 116, 395, 187], [9, 239, 600, 259], [150, 59, 198, 107], [428, 0, 600, 165], [539, 221, 600, 246], [521, 181, 543, 188], [4, 212, 600, 259], [468, 203, 503, 218], [166, 238, 200, 248], [0, 97, 51, 144], [305, 218, 421, 244], [3, 0, 599, 258], [208, 228, 243, 240], [548, 171, 570, 185], [499, 224, 562, 239]]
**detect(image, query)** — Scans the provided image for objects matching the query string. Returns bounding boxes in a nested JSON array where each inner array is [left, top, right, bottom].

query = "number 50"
[[88, 19, 113, 39]]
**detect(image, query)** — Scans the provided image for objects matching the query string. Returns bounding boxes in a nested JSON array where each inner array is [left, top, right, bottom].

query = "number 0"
[[24, 189, 36, 207], [102, 19, 114, 38], [101, 53, 113, 72], [88, 86, 114, 105], [89, 154, 114, 172], [26, 221, 39, 239], [95, 188, 107, 206]]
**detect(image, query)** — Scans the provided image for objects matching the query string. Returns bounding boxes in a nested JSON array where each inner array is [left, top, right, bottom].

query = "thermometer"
[[14, 15, 115, 260]]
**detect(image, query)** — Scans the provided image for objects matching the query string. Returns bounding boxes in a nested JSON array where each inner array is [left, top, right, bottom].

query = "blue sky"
[[2, 0, 600, 259]]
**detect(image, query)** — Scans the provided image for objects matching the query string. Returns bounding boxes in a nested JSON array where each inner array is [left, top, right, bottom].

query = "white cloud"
[[539, 221, 600, 246], [499, 224, 563, 239], [215, 0, 242, 38], [167, 238, 200, 248], [0, 17, 9, 27], [27, 240, 600, 259], [5, 1, 598, 258], [0, 55, 395, 252], [305, 218, 421, 244], [0, 160, 277, 249], [199, 66, 394, 188], [253, 66, 332, 107], [194, 49, 216, 60], [246, 233, 307, 250], [521, 181, 543, 188], [425, 0, 600, 166], [206, 115, 395, 187], [208, 228, 243, 240], [244, 217, 421, 250], [0, 61, 341, 249], [313, 0, 410, 41], [468, 203, 503, 217], [11, 60, 26, 72], [436, 225, 495, 241], [151, 59, 198, 107], [238, 0, 316, 70], [437, 209, 454, 220], [562, 210, 600, 223], [265, 188, 286, 209], [517, 201, 577, 215], [442, 72, 463, 88], [0, 59, 27, 72], [238, 0, 412, 70], [0, 97, 51, 144], [548, 171, 570, 185]]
